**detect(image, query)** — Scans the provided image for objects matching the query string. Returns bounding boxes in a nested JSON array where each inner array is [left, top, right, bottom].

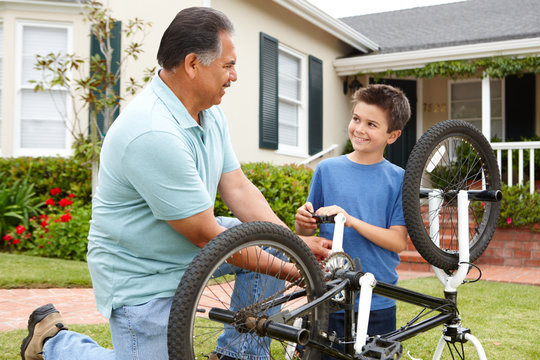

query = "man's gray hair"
[[157, 7, 234, 70]]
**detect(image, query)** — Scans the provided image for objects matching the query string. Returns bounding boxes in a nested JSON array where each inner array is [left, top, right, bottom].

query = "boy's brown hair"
[[352, 84, 411, 132]]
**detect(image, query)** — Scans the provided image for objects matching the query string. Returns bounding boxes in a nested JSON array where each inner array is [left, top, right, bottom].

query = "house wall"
[[422, 76, 449, 133], [210, 0, 353, 165], [0, 2, 87, 157]]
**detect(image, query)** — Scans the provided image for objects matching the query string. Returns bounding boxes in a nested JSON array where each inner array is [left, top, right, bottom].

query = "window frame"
[[275, 44, 309, 157], [448, 78, 505, 140], [13, 20, 73, 157]]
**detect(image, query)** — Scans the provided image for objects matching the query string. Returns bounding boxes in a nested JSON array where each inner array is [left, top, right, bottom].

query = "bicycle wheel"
[[168, 222, 329, 360], [403, 120, 501, 271]]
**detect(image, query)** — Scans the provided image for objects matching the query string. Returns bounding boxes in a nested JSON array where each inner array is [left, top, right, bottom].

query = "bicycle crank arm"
[[208, 308, 310, 345]]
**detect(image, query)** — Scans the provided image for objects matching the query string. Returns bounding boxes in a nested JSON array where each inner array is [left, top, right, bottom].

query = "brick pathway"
[[1, 265, 538, 332]]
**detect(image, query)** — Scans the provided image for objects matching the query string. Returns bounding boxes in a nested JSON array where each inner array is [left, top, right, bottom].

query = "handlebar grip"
[[312, 213, 336, 224]]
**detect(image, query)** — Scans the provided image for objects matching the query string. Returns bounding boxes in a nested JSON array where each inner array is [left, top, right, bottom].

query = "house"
[[0, 0, 377, 167], [336, 0, 540, 189], [1, 0, 538, 188]]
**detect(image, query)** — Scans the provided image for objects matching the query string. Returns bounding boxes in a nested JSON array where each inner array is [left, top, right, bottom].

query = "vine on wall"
[[364, 56, 540, 80]]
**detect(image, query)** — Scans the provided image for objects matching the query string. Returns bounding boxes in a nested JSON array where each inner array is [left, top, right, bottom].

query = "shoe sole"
[[20, 303, 59, 360]]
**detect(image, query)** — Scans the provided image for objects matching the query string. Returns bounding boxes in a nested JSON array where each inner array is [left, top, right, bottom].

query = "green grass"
[[1, 253, 538, 359], [0, 324, 112, 360], [0, 253, 92, 288]]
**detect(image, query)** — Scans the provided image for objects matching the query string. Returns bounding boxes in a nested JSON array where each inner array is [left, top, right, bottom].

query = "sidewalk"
[[1, 265, 538, 332]]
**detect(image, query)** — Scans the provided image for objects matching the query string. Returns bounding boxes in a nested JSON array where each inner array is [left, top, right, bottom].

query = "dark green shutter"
[[90, 20, 121, 136], [259, 33, 279, 149], [308, 55, 323, 155]]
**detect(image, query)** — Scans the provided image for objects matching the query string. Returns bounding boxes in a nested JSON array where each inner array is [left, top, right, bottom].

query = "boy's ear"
[[386, 130, 402, 145]]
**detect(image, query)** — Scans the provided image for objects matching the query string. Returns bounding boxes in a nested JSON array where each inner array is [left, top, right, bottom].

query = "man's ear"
[[183, 53, 199, 79], [387, 130, 402, 145]]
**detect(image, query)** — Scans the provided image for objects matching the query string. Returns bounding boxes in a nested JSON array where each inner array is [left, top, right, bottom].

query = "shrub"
[[0, 157, 92, 204], [2, 188, 91, 261], [497, 182, 540, 230], [214, 162, 314, 230], [0, 176, 42, 240]]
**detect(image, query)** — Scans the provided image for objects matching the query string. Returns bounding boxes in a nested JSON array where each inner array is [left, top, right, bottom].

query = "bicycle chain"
[[243, 251, 355, 314]]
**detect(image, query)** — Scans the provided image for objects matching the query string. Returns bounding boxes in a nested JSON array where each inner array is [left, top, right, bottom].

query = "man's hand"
[[299, 235, 332, 261]]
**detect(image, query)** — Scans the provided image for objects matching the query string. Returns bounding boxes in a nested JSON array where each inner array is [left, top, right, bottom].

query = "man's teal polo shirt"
[[87, 72, 240, 318]]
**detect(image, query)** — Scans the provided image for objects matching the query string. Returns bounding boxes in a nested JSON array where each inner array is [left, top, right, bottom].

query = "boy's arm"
[[315, 205, 408, 253]]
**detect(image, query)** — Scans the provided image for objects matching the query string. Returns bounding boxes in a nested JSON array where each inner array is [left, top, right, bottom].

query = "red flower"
[[50, 188, 62, 196], [45, 198, 55, 206], [40, 214, 49, 220], [58, 198, 73, 207], [15, 225, 26, 235], [60, 213, 72, 222], [12, 239, 21, 245], [2, 234, 13, 242], [507, 218, 512, 225], [40, 221, 48, 228], [68, 193, 76, 198]]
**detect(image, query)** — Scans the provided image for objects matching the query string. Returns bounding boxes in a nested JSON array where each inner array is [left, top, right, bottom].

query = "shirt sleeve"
[[307, 165, 324, 211], [389, 180, 406, 227], [122, 131, 212, 221]]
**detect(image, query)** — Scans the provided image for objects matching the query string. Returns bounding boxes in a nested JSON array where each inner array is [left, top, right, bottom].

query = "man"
[[21, 7, 331, 360]]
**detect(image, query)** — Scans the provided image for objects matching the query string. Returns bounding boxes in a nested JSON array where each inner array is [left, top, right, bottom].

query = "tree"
[[31, 0, 155, 194]]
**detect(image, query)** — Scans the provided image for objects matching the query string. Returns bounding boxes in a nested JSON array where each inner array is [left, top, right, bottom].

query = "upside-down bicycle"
[[167, 120, 502, 360]]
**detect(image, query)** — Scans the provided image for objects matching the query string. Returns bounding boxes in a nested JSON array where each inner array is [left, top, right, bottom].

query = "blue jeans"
[[43, 217, 283, 360]]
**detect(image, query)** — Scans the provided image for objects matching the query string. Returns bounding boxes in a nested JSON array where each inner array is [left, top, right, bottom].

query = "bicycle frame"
[[207, 190, 496, 359]]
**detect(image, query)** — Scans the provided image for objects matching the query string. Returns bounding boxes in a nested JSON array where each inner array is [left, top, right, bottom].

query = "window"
[[278, 46, 306, 154], [449, 79, 503, 139], [259, 33, 323, 156], [15, 21, 72, 156]]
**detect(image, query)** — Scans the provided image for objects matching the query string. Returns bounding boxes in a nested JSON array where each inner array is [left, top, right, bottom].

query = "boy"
[[295, 84, 411, 358]]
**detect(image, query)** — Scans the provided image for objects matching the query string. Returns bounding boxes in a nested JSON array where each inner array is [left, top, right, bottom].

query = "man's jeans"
[[43, 217, 283, 360]]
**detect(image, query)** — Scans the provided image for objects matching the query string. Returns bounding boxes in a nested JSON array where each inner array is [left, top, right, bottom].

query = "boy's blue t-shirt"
[[307, 155, 405, 310]]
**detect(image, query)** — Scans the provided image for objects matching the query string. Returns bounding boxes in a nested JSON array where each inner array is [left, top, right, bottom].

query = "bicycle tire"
[[403, 120, 501, 271], [168, 222, 329, 360]]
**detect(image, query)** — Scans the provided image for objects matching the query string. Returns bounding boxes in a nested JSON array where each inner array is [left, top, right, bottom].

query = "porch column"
[[482, 74, 491, 141]]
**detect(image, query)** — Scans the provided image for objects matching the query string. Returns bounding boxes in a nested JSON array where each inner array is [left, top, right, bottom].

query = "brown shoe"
[[20, 304, 68, 360]]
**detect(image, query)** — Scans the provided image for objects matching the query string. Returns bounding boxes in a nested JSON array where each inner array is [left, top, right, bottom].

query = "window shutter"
[[259, 33, 279, 149], [308, 55, 323, 155], [90, 20, 121, 136]]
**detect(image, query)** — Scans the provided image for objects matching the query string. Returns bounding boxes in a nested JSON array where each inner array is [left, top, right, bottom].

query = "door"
[[370, 78, 417, 169]]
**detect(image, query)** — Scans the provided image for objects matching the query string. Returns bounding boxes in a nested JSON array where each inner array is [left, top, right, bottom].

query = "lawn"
[[1, 253, 538, 359]]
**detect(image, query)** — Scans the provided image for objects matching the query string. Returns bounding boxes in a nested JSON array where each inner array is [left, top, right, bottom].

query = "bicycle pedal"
[[359, 337, 403, 360]]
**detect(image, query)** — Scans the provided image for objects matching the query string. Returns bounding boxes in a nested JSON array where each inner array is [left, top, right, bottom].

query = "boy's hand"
[[298, 235, 332, 261], [295, 202, 318, 231], [316, 205, 352, 227]]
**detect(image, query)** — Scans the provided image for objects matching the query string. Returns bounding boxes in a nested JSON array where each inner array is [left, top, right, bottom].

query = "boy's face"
[[348, 101, 401, 163]]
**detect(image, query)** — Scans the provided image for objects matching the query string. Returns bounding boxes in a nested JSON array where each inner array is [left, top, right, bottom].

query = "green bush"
[[2, 188, 91, 261], [0, 156, 92, 204], [214, 162, 314, 230], [0, 176, 43, 238], [497, 182, 540, 229]]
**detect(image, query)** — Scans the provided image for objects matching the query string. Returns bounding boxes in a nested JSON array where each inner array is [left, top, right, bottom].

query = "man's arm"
[[166, 207, 225, 248]]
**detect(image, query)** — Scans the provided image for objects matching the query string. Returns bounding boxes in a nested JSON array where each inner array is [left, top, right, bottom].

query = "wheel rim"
[[419, 134, 495, 257], [187, 239, 325, 360]]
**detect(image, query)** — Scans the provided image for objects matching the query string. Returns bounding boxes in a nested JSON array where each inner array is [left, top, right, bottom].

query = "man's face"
[[197, 31, 237, 107]]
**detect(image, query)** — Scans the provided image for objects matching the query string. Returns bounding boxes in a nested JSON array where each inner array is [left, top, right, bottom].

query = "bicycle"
[[167, 119, 502, 360]]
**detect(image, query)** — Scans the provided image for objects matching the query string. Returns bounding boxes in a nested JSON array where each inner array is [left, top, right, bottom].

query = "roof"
[[340, 0, 540, 54], [273, 0, 379, 53]]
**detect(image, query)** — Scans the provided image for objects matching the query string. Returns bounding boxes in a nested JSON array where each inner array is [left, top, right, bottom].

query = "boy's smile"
[[347, 101, 401, 164]]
